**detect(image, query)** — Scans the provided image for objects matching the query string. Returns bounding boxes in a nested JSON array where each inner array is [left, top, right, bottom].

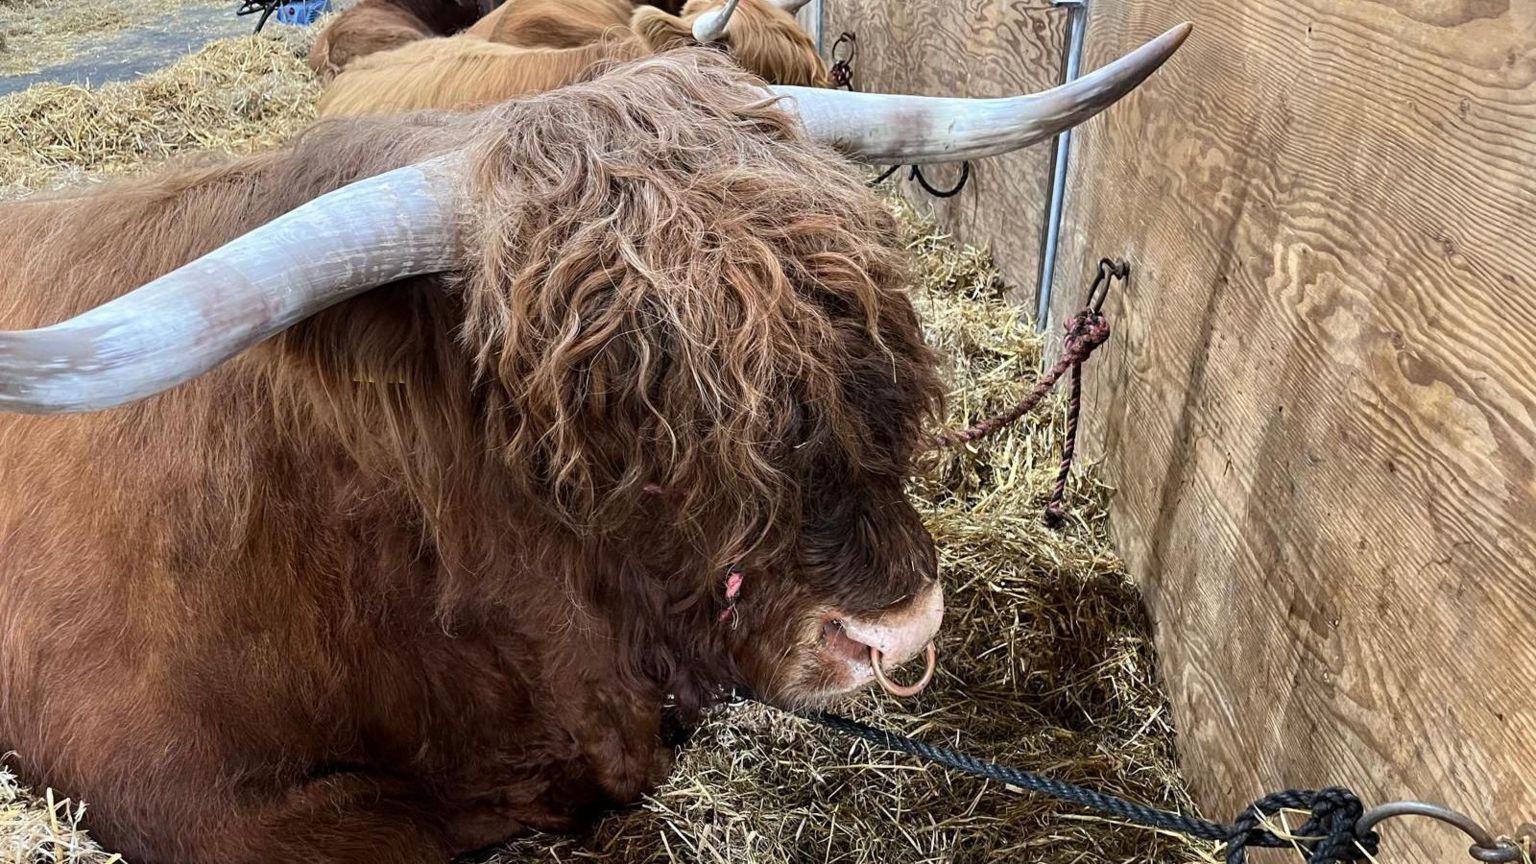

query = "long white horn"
[[770, 0, 812, 12], [770, 22, 1192, 163], [691, 0, 741, 43], [0, 153, 467, 414]]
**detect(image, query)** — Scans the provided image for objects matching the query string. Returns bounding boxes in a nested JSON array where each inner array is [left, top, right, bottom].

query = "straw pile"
[[0, 27, 1215, 864], [0, 27, 318, 196], [0, 0, 228, 76]]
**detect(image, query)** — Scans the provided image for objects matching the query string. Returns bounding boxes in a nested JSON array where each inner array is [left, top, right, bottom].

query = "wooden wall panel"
[[1049, 1, 1536, 857], [812, 0, 1067, 299]]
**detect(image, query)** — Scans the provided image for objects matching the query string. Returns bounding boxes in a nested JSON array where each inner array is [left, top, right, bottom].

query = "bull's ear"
[[629, 6, 696, 52]]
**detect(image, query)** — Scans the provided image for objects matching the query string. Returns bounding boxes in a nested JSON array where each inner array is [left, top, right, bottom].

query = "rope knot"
[[1226, 788, 1377, 864], [1062, 310, 1110, 361], [925, 260, 1125, 527], [829, 32, 856, 90], [830, 60, 853, 89]]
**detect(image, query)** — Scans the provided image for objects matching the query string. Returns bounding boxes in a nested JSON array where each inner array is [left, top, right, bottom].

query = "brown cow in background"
[[464, 0, 636, 48], [0, 28, 1190, 864], [308, 0, 689, 79], [315, 0, 827, 116], [307, 0, 484, 79]]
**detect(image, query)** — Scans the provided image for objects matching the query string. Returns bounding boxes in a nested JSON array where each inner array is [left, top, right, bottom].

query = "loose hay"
[[0, 28, 1218, 864], [0, 28, 319, 196], [0, 0, 228, 77], [1, 764, 117, 864]]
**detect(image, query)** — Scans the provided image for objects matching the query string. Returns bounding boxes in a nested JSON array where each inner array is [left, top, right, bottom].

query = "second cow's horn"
[[691, 0, 741, 43]]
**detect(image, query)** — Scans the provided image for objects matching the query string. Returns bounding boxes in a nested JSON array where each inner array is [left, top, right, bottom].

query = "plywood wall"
[[807, 0, 1068, 300], [1046, 1, 1536, 857]]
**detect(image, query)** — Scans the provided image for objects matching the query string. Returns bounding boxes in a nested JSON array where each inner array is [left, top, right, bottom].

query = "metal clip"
[[1085, 257, 1128, 314], [828, 32, 856, 90], [1356, 802, 1532, 864]]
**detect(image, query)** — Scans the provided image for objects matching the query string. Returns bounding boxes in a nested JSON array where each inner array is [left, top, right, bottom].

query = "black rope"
[[790, 707, 1381, 864], [234, 0, 281, 33], [869, 163, 902, 186], [867, 162, 972, 198], [910, 162, 970, 198]]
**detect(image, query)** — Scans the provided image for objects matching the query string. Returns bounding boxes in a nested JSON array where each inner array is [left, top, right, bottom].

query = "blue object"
[[273, 0, 329, 26]]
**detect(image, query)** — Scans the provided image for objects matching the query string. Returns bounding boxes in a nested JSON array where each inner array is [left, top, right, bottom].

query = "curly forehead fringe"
[[459, 49, 944, 565]]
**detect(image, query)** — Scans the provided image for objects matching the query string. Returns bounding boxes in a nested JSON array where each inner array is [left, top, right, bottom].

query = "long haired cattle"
[[0, 29, 1190, 864], [631, 0, 821, 82], [309, 0, 688, 80], [307, 0, 483, 79], [464, 0, 635, 48], [316, 0, 826, 117], [317, 32, 647, 116]]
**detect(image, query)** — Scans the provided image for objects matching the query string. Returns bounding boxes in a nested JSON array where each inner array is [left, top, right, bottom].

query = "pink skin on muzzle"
[[826, 580, 943, 697]]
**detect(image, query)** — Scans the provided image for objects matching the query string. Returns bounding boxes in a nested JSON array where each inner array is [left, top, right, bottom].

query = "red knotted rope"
[[928, 259, 1127, 528]]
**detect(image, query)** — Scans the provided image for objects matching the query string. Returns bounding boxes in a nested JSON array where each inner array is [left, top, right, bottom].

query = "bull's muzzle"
[[835, 579, 943, 698]]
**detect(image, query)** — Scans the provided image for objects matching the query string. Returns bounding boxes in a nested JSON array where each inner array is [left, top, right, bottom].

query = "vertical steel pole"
[[806, 0, 825, 58], [1035, 0, 1089, 331]]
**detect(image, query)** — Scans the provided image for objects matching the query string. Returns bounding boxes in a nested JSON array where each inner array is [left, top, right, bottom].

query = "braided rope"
[[800, 710, 1379, 864], [927, 309, 1109, 450]]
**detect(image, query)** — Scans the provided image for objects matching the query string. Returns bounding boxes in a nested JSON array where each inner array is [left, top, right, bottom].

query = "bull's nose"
[[833, 579, 943, 668]]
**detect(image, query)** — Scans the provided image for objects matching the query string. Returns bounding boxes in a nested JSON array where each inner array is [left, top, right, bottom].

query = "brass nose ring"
[[869, 643, 937, 697]]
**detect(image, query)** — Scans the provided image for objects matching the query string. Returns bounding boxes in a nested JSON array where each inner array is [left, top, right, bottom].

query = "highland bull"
[[0, 32, 1189, 864], [462, 0, 650, 49], [306, 0, 485, 79], [315, 0, 828, 117], [308, 0, 692, 80], [463, 0, 811, 52]]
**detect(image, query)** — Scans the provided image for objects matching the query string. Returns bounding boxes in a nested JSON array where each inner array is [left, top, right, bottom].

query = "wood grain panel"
[[1050, 1, 1536, 857], [817, 0, 1067, 301]]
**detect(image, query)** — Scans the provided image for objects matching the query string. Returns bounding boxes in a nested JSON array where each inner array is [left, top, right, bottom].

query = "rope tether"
[[929, 257, 1125, 529], [870, 162, 972, 198], [792, 706, 1380, 864], [732, 699, 1528, 864]]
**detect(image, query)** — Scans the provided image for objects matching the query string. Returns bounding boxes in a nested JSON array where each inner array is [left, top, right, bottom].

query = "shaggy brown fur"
[[309, 0, 686, 80], [465, 0, 635, 48], [317, 0, 827, 117], [316, 33, 648, 116], [0, 50, 942, 864], [632, 0, 827, 86], [307, 0, 482, 79]]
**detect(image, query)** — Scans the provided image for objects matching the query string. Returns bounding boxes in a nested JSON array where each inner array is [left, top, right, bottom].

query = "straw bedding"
[[0, 27, 318, 196], [0, 0, 231, 77], [0, 24, 1214, 864]]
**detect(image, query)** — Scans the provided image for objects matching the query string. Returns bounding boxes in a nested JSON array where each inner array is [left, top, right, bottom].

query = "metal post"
[[804, 0, 825, 58], [1035, 0, 1089, 332]]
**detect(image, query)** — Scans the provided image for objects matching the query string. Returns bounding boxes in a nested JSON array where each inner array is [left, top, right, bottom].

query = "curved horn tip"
[[1152, 21, 1195, 56], [1107, 21, 1194, 88], [773, 0, 814, 12]]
